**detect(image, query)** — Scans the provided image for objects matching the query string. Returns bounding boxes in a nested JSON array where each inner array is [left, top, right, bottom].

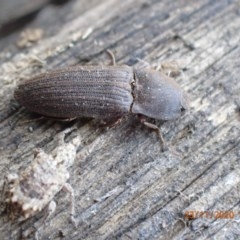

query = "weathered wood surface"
[[0, 0, 240, 239]]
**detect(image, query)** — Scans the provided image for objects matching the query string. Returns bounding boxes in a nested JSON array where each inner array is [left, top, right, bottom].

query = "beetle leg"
[[100, 117, 123, 129], [106, 49, 116, 66], [138, 115, 167, 151], [144, 122, 167, 152], [155, 59, 187, 77]]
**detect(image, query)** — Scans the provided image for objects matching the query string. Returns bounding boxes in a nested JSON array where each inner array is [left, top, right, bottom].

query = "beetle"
[[14, 52, 188, 150]]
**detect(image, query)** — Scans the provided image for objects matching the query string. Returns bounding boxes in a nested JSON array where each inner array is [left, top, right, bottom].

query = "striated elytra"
[[14, 65, 188, 121]]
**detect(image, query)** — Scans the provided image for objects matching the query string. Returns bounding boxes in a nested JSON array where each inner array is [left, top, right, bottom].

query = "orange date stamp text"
[[184, 210, 235, 219]]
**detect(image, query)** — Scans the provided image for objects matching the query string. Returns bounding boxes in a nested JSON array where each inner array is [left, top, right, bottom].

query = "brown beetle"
[[14, 53, 188, 150]]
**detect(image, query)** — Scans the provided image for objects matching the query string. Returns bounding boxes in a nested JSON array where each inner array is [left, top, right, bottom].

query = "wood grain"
[[0, 0, 239, 239]]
